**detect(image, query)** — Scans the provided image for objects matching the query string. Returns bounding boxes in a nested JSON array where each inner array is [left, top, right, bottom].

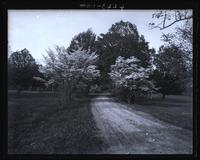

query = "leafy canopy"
[[109, 56, 155, 94], [8, 48, 40, 89], [40, 46, 100, 94]]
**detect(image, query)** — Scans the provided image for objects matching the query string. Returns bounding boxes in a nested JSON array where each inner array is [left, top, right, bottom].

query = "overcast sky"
[[8, 10, 181, 63]]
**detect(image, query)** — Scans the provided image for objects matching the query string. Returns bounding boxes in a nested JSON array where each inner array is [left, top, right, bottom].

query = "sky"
[[8, 10, 182, 63]]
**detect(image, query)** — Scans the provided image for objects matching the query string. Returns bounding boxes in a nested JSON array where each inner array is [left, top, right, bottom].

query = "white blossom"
[[109, 55, 155, 93], [37, 46, 100, 93]]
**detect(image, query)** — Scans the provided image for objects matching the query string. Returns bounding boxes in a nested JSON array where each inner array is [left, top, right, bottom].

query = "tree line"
[[8, 12, 192, 104]]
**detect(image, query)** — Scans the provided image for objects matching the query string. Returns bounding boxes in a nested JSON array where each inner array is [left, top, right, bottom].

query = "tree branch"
[[160, 15, 192, 30], [150, 10, 192, 30]]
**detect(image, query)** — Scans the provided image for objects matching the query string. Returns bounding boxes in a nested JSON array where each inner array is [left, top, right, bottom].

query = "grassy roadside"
[[8, 92, 105, 154], [128, 95, 193, 130]]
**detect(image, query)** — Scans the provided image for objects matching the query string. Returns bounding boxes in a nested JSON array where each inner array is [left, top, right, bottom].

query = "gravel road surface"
[[91, 96, 192, 154]]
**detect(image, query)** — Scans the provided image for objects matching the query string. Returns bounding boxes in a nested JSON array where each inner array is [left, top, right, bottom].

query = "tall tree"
[[67, 29, 96, 53], [151, 45, 188, 99], [161, 20, 192, 72], [8, 48, 40, 90], [149, 10, 193, 96], [96, 20, 155, 86], [149, 10, 192, 72]]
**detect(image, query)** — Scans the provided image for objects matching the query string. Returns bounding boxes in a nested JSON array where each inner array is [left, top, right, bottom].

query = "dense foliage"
[[40, 46, 100, 103], [67, 29, 96, 53], [95, 21, 155, 86], [109, 56, 155, 103], [151, 45, 189, 98], [8, 48, 42, 90]]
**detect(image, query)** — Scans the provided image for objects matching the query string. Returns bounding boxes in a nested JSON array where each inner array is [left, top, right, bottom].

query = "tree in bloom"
[[109, 56, 155, 103], [35, 46, 100, 104]]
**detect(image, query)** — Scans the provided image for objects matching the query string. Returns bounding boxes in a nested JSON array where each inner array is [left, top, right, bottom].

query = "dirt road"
[[91, 96, 192, 154]]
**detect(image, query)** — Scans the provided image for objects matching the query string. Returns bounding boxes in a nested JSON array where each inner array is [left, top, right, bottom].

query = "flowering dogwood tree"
[[35, 46, 100, 104], [109, 56, 155, 103]]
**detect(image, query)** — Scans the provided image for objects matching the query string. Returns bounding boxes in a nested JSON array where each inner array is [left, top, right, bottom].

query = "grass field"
[[126, 94, 193, 130], [8, 91, 193, 154], [8, 91, 105, 154]]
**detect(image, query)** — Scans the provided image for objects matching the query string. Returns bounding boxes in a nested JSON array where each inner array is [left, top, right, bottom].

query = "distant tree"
[[39, 46, 100, 104], [151, 45, 188, 99], [67, 29, 96, 53], [96, 20, 155, 86], [109, 56, 155, 103], [8, 48, 41, 91]]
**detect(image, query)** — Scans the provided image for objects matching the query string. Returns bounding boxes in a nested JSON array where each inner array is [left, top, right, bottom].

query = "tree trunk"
[[68, 92, 72, 102], [132, 95, 135, 104], [162, 94, 166, 99], [65, 89, 73, 104], [127, 97, 130, 104]]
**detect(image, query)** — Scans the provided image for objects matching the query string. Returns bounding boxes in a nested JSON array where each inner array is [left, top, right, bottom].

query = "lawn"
[[128, 94, 193, 130], [8, 91, 105, 154]]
